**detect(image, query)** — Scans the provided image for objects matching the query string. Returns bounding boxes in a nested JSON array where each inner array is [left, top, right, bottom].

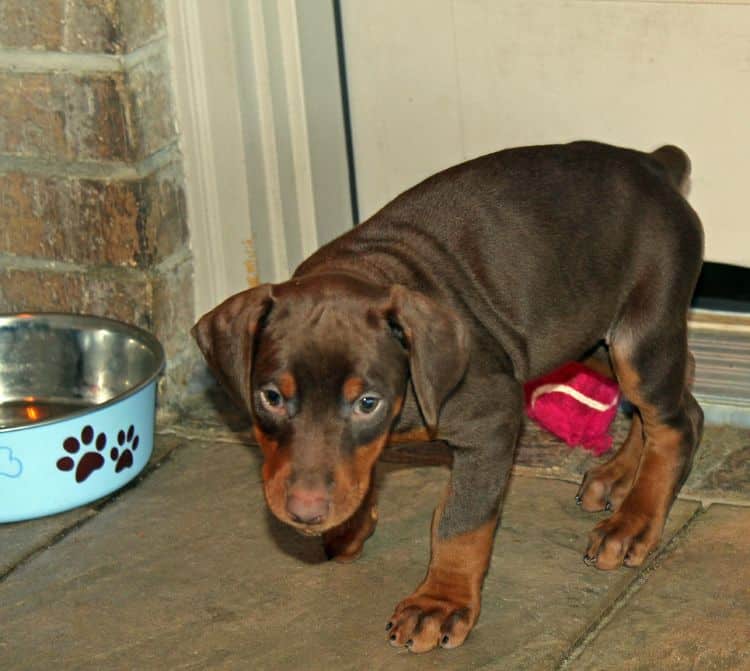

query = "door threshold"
[[689, 310, 750, 427]]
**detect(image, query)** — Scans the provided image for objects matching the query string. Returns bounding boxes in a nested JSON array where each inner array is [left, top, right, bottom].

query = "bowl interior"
[[0, 314, 164, 430]]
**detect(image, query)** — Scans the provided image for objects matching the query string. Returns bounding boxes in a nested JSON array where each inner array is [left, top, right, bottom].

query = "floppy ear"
[[388, 285, 469, 435], [191, 284, 274, 410]]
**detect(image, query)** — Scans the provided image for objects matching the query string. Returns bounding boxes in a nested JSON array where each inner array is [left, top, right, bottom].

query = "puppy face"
[[251, 280, 409, 534], [192, 274, 468, 536]]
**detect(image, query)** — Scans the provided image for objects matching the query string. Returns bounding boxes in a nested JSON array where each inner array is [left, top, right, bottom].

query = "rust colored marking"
[[278, 371, 297, 399], [585, 344, 690, 569], [581, 351, 615, 379], [388, 426, 432, 445], [253, 425, 278, 462], [342, 376, 365, 403], [327, 433, 388, 531], [586, 445, 673, 569], [610, 347, 685, 448], [422, 496, 497, 610], [578, 412, 644, 512], [255, 416, 388, 535], [254, 425, 293, 525], [365, 308, 380, 329], [391, 394, 404, 418], [387, 494, 497, 652], [323, 481, 379, 562]]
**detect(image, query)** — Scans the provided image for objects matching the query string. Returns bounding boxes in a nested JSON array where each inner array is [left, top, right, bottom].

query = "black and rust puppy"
[[192, 141, 704, 653]]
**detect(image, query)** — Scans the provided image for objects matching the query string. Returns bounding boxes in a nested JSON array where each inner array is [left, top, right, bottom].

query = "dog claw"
[[605, 501, 612, 512], [385, 622, 393, 631], [441, 635, 450, 646], [575, 494, 582, 505], [583, 553, 597, 566]]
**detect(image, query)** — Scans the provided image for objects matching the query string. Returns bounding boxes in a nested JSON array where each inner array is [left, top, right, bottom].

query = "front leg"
[[387, 375, 521, 653]]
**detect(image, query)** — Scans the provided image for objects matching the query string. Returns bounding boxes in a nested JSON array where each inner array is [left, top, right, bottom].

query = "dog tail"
[[650, 145, 691, 194]]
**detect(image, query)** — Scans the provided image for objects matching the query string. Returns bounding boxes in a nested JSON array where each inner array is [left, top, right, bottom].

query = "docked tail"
[[650, 145, 691, 195]]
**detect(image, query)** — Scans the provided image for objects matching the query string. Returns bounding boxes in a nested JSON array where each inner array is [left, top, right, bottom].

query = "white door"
[[340, 0, 750, 268], [167, 0, 354, 314]]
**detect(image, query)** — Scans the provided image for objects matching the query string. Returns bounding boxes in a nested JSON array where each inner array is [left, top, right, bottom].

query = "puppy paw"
[[322, 504, 378, 563], [583, 508, 663, 570], [386, 593, 478, 653], [576, 462, 635, 513]]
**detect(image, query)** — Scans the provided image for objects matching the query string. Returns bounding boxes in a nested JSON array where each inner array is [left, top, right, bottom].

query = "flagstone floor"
[[2, 390, 748, 670]]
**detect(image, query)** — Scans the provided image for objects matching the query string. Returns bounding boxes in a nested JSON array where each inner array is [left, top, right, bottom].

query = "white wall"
[[342, 0, 750, 267]]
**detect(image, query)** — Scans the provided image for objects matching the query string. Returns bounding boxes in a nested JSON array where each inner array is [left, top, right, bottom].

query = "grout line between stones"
[[511, 466, 750, 508], [159, 426, 750, 507], [0, 438, 183, 587], [554, 504, 707, 670], [0, 35, 168, 74], [0, 243, 189, 282], [0, 139, 180, 180], [156, 426, 252, 446]]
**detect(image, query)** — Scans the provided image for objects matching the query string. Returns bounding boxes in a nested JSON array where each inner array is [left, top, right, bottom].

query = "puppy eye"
[[354, 394, 382, 416], [259, 385, 285, 414]]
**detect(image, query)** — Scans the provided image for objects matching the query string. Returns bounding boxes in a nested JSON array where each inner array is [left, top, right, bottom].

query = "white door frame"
[[166, 0, 353, 317]]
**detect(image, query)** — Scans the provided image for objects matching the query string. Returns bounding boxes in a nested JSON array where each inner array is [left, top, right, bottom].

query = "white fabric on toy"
[[530, 383, 619, 412]]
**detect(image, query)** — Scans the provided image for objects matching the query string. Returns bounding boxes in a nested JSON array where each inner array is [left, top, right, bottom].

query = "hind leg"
[[575, 346, 645, 513], [584, 321, 703, 570], [576, 349, 696, 513]]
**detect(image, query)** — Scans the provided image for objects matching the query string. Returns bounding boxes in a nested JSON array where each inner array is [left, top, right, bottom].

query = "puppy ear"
[[388, 285, 469, 435], [191, 284, 274, 410]]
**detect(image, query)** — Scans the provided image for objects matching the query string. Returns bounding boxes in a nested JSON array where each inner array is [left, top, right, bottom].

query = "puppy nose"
[[286, 487, 330, 525]]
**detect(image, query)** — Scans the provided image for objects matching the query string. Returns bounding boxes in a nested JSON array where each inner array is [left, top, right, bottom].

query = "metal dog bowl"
[[0, 314, 165, 523]]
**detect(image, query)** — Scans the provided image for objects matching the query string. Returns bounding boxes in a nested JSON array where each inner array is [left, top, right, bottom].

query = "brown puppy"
[[193, 141, 704, 653]]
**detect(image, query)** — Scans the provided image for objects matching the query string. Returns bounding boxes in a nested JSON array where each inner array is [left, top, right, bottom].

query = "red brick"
[[65, 71, 133, 161], [0, 70, 134, 162], [0, 1, 65, 51], [117, 0, 166, 53], [152, 256, 194, 361], [64, 0, 166, 54], [0, 63, 176, 162], [0, 266, 152, 328], [63, 0, 126, 54], [0, 162, 188, 267], [126, 50, 177, 158], [137, 162, 189, 265], [0, 0, 165, 54], [0, 72, 68, 159]]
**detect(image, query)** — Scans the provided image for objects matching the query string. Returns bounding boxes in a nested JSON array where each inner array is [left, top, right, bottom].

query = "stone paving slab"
[[681, 425, 750, 505], [177, 385, 750, 506], [173, 386, 251, 442], [0, 506, 96, 577], [0, 437, 698, 670], [0, 433, 183, 579], [572, 504, 750, 670], [515, 418, 750, 506]]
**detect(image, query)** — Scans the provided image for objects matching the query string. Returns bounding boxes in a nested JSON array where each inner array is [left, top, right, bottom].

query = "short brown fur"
[[193, 141, 705, 654]]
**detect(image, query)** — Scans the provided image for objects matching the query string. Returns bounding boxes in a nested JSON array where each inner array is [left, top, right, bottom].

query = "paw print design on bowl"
[[56, 425, 107, 483], [110, 424, 140, 473]]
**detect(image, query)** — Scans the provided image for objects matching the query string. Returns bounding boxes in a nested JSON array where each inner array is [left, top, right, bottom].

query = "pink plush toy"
[[524, 361, 620, 456]]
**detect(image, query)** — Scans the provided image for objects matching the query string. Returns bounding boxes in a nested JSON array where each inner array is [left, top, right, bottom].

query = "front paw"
[[386, 593, 478, 653], [322, 503, 378, 563]]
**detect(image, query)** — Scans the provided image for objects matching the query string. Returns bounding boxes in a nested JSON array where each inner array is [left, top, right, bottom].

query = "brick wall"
[[0, 0, 194, 408]]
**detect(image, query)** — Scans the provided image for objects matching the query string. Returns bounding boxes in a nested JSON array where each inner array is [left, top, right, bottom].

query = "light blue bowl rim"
[[0, 312, 166, 434]]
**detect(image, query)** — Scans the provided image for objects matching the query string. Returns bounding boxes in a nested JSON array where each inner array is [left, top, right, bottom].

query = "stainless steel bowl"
[[0, 314, 165, 522]]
